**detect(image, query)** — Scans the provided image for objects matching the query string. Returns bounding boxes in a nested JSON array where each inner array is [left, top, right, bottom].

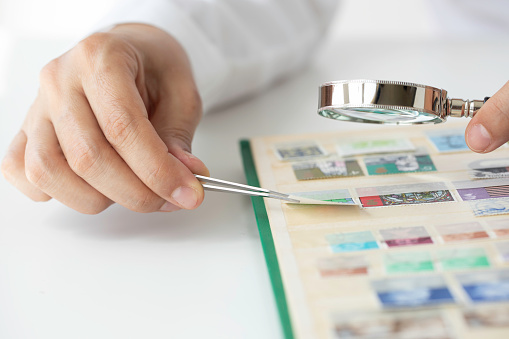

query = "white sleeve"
[[94, 0, 339, 112]]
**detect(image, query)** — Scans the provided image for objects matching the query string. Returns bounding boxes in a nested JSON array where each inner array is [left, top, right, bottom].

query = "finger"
[[52, 91, 176, 213], [1, 130, 51, 202], [81, 50, 204, 210], [466, 81, 509, 153], [151, 92, 209, 178], [24, 116, 113, 214]]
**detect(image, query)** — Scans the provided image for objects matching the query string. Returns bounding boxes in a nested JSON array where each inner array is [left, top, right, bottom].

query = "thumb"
[[466, 81, 509, 153], [151, 93, 210, 178]]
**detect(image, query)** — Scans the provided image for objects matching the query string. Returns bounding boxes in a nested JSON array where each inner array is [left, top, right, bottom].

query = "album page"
[[247, 123, 509, 339]]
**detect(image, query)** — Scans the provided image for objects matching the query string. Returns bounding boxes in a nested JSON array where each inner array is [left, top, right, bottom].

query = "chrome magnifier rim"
[[317, 79, 485, 125]]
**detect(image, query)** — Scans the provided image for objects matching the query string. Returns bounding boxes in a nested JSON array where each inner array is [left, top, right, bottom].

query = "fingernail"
[[159, 201, 181, 212], [171, 186, 198, 209], [467, 124, 492, 152]]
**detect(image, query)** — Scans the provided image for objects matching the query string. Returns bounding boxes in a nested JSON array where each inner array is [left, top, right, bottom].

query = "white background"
[[1, 1, 509, 339]]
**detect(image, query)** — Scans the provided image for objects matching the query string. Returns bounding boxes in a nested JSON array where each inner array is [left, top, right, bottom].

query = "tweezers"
[[196, 175, 300, 203]]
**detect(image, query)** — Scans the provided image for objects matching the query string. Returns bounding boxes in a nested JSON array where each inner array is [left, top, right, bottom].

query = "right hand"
[[1, 24, 209, 214]]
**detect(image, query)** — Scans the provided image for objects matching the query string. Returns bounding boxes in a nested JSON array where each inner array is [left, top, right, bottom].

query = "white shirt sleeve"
[[94, 0, 339, 112]]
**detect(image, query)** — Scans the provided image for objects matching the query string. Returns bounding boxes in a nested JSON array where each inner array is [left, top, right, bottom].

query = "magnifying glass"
[[318, 79, 489, 125]]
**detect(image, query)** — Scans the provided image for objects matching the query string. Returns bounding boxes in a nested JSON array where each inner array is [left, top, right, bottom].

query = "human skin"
[[2, 22, 509, 214], [466, 81, 509, 153], [1, 24, 209, 214]]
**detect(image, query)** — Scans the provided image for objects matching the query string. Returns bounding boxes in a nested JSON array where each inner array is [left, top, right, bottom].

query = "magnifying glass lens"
[[319, 107, 444, 125]]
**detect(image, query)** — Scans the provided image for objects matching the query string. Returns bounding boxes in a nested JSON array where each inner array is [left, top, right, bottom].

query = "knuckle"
[[67, 137, 102, 177], [0, 154, 16, 181], [25, 149, 53, 190], [130, 191, 161, 213], [177, 88, 203, 124], [160, 126, 194, 149], [76, 33, 136, 73], [39, 59, 61, 87], [144, 162, 165, 189], [76, 33, 116, 60], [190, 88, 203, 118], [103, 110, 138, 149]]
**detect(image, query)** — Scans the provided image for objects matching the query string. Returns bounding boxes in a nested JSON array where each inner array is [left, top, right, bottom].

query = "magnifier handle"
[[448, 98, 486, 118]]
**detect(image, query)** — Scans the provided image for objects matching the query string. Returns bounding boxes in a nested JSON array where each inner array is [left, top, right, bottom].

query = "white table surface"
[[2, 7, 509, 339]]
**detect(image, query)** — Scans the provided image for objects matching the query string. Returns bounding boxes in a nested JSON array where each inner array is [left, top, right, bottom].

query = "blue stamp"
[[326, 231, 379, 253], [377, 287, 454, 307], [470, 198, 509, 217], [330, 241, 379, 252], [427, 132, 469, 152], [462, 283, 509, 302], [372, 275, 455, 308], [457, 269, 509, 303]]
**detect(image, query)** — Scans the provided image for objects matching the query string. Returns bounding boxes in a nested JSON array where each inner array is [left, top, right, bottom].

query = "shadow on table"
[[44, 189, 259, 242]]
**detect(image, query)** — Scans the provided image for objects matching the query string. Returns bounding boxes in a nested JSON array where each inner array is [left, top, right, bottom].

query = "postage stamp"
[[292, 159, 363, 180], [468, 158, 509, 179], [371, 275, 455, 308], [470, 166, 509, 179], [457, 185, 509, 201], [360, 190, 454, 207], [426, 131, 470, 153], [273, 141, 327, 161], [325, 231, 379, 253], [384, 251, 434, 274], [291, 189, 355, 204], [331, 311, 450, 339], [437, 248, 490, 271], [470, 197, 509, 217], [456, 269, 509, 303], [379, 226, 433, 247], [336, 138, 415, 157], [317, 255, 368, 277], [363, 150, 436, 176], [434, 222, 489, 243], [486, 219, 509, 237], [463, 306, 509, 328]]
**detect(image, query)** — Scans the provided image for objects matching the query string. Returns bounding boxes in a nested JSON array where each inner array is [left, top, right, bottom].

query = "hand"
[[466, 81, 509, 153], [1, 24, 209, 214]]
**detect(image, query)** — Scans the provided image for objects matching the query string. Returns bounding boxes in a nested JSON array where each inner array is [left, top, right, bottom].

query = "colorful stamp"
[[487, 219, 509, 237], [273, 141, 327, 161], [326, 231, 379, 253], [332, 311, 450, 338], [470, 197, 509, 217], [384, 251, 434, 274], [456, 269, 509, 303], [458, 185, 509, 201], [426, 131, 469, 153], [336, 138, 415, 157], [292, 159, 363, 180], [379, 226, 433, 247], [434, 222, 489, 243], [468, 158, 509, 179], [437, 248, 490, 270], [371, 275, 455, 308], [470, 166, 509, 179], [363, 150, 436, 176], [291, 189, 355, 204], [360, 190, 454, 207], [317, 255, 368, 277], [464, 306, 509, 328]]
